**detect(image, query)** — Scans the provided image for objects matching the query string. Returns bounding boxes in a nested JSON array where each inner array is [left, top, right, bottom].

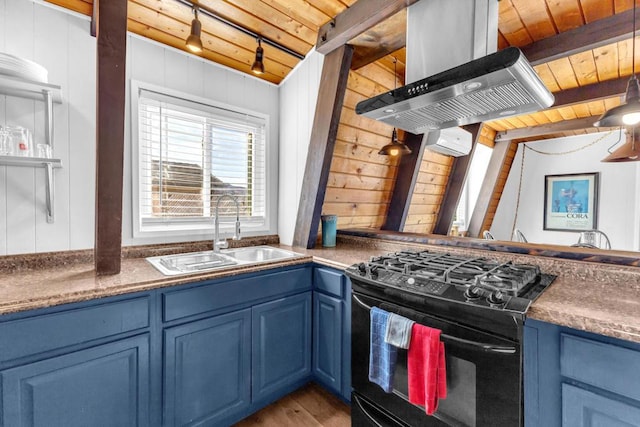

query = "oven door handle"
[[353, 394, 403, 427], [352, 294, 517, 355]]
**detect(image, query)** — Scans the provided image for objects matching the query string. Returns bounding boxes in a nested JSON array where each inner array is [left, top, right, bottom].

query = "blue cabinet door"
[[313, 291, 343, 394], [252, 292, 312, 403], [164, 309, 251, 427], [1, 334, 150, 427], [562, 384, 640, 426]]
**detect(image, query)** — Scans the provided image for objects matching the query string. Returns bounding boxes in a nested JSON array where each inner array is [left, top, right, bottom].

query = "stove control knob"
[[488, 291, 505, 306], [370, 265, 379, 279], [357, 263, 367, 276], [407, 277, 416, 286], [464, 286, 482, 300]]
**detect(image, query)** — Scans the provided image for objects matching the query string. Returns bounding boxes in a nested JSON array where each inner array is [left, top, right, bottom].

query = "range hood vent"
[[355, 47, 554, 133]]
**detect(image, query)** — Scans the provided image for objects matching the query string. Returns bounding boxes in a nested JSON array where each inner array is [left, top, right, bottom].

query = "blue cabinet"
[[562, 384, 640, 426], [163, 309, 252, 427], [313, 291, 342, 392], [525, 319, 640, 427], [252, 293, 312, 404], [312, 266, 351, 402], [0, 263, 326, 427], [1, 334, 150, 427]]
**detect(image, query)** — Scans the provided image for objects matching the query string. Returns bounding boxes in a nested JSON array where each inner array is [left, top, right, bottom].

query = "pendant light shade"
[[251, 38, 265, 75], [378, 58, 412, 157], [602, 128, 640, 162], [594, 1, 640, 127], [594, 77, 640, 127], [185, 7, 203, 53], [379, 128, 412, 156]]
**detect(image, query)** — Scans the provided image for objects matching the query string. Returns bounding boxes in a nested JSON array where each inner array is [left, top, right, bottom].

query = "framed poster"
[[544, 172, 599, 231]]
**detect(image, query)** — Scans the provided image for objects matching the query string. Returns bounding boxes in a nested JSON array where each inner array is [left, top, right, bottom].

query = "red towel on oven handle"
[[407, 323, 447, 415]]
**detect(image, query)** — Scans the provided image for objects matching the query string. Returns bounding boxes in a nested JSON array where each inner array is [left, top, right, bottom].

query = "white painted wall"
[[491, 130, 640, 251], [0, 0, 280, 255], [277, 49, 323, 245], [122, 35, 280, 246], [0, 0, 95, 255]]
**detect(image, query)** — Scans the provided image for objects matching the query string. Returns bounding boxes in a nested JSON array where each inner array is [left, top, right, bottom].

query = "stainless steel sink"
[[221, 246, 300, 263], [146, 246, 302, 276]]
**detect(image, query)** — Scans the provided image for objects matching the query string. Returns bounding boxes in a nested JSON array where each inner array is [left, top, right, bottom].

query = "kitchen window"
[[131, 82, 269, 237]]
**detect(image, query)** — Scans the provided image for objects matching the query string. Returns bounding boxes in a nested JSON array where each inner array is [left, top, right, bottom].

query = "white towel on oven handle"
[[384, 312, 415, 349]]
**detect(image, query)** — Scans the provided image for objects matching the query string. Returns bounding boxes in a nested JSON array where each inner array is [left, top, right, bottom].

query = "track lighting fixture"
[[185, 6, 203, 53], [251, 38, 265, 75]]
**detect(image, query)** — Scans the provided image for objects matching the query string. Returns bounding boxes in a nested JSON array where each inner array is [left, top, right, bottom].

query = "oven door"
[[352, 291, 522, 427]]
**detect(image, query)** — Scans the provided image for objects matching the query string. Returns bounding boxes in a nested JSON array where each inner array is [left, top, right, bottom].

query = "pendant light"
[[251, 38, 265, 75], [379, 58, 412, 156], [185, 6, 203, 53], [594, 1, 640, 127], [602, 127, 640, 162]]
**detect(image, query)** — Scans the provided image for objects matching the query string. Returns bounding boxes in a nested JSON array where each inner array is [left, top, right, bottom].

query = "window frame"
[[130, 80, 272, 239]]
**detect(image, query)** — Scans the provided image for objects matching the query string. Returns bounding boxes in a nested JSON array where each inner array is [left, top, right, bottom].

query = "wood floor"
[[234, 383, 351, 427]]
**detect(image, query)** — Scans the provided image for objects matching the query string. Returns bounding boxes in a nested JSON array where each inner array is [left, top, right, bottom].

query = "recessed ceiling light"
[[384, 108, 395, 113]]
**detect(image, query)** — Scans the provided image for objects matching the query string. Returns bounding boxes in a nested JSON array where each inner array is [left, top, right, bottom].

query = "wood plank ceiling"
[[48, 0, 640, 140]]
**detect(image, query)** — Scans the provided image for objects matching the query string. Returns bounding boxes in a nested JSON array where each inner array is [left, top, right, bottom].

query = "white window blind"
[[136, 88, 266, 231]]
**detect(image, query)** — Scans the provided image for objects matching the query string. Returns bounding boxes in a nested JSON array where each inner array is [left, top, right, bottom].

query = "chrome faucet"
[[213, 194, 241, 252]]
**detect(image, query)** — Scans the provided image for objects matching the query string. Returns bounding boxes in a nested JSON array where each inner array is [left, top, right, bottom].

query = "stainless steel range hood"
[[355, 0, 554, 133], [355, 47, 554, 133]]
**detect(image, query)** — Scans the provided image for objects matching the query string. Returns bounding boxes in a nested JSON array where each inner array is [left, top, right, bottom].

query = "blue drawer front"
[[163, 266, 312, 322], [314, 267, 344, 298], [1, 334, 150, 427], [0, 297, 149, 364], [561, 333, 640, 401]]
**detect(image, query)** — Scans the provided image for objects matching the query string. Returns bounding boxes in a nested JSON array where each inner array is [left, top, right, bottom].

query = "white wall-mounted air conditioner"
[[424, 127, 472, 157]]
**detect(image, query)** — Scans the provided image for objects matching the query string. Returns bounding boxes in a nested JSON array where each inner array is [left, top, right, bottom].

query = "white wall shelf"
[[0, 75, 62, 103], [0, 75, 64, 224]]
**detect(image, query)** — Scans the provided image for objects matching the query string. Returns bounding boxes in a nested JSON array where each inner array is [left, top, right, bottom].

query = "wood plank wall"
[[321, 61, 399, 230], [403, 125, 497, 234], [479, 140, 518, 235], [320, 57, 501, 235], [402, 150, 453, 233]]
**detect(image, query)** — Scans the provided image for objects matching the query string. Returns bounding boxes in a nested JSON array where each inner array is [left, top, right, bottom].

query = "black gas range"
[[346, 250, 555, 340], [347, 249, 556, 427]]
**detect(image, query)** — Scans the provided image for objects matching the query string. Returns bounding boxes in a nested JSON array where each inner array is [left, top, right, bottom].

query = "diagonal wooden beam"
[[467, 139, 515, 238], [315, 0, 419, 55], [431, 124, 481, 235], [95, 0, 128, 275], [494, 116, 606, 141], [522, 8, 639, 65], [293, 45, 354, 248], [381, 132, 425, 231]]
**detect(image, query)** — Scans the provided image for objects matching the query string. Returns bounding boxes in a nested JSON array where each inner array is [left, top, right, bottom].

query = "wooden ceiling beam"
[[551, 77, 628, 108], [431, 124, 481, 236], [523, 8, 639, 65], [293, 45, 354, 248], [315, 0, 419, 55], [494, 116, 606, 141], [95, 0, 128, 275], [380, 132, 425, 232]]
